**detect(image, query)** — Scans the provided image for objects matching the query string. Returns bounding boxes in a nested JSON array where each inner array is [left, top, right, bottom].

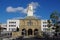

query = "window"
[[43, 25, 47, 27], [9, 25, 16, 27], [16, 27, 19, 31], [9, 28, 16, 31], [43, 28, 47, 31], [9, 22, 16, 23], [45, 25, 46, 27], [27, 20, 33, 26], [12, 28, 16, 31]]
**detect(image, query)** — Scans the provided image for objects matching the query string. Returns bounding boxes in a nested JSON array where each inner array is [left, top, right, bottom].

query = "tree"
[[50, 11, 60, 36], [47, 20, 54, 37], [47, 20, 52, 27], [50, 11, 59, 23], [47, 20, 52, 33]]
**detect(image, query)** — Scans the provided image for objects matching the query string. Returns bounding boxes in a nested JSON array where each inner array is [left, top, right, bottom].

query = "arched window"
[[34, 29, 38, 36], [22, 29, 26, 36], [28, 29, 32, 35], [16, 27, 19, 31]]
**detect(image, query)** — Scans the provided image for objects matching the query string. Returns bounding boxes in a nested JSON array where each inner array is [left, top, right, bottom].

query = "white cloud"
[[6, 6, 25, 13], [6, 2, 40, 14], [30, 2, 40, 9], [6, 7, 16, 12]]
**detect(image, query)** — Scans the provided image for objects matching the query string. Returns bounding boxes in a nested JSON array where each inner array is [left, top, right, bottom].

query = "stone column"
[[19, 29, 22, 36], [32, 29, 34, 37], [26, 29, 28, 36]]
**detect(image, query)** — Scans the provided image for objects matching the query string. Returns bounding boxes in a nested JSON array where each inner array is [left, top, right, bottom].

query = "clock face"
[[29, 7, 33, 11]]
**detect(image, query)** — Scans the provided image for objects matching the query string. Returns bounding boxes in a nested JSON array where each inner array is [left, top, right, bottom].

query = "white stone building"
[[7, 19, 20, 31], [41, 20, 48, 32]]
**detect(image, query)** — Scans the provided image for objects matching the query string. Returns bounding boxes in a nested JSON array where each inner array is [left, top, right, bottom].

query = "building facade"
[[12, 16, 43, 38], [11, 4, 52, 38], [7, 19, 19, 31], [20, 16, 42, 37], [41, 20, 48, 32]]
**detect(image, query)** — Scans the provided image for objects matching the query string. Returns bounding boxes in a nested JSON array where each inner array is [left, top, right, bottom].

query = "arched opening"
[[34, 29, 38, 36], [16, 27, 19, 31], [28, 29, 32, 35], [22, 29, 27, 36]]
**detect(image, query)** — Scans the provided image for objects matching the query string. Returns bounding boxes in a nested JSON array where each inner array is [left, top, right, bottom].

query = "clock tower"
[[27, 4, 33, 16]]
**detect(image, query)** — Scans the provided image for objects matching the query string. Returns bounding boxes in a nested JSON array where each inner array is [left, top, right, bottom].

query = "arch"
[[22, 29, 27, 36], [34, 29, 38, 36], [28, 29, 32, 35]]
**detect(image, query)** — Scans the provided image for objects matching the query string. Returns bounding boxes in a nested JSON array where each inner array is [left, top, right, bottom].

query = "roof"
[[25, 16, 37, 19], [20, 16, 40, 20]]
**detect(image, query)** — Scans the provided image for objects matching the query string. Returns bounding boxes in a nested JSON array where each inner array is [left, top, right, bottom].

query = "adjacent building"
[[7, 19, 20, 31], [41, 20, 48, 32]]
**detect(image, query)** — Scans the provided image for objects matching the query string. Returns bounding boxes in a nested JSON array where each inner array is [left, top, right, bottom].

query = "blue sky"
[[0, 0, 60, 23]]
